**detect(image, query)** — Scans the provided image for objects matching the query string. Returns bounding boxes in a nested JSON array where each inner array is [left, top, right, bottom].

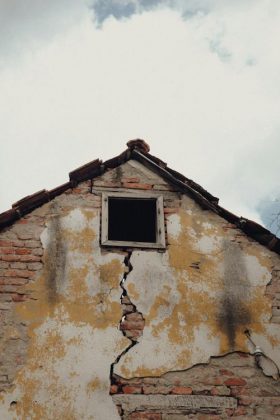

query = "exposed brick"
[[27, 262, 43, 271], [2, 270, 35, 279], [32, 248, 43, 256], [224, 377, 247, 386], [124, 329, 143, 339], [219, 369, 234, 376], [143, 385, 171, 395], [0, 262, 9, 269], [17, 255, 42, 262], [239, 396, 256, 406], [232, 406, 248, 416], [110, 385, 119, 394], [120, 320, 145, 330], [10, 262, 27, 270], [0, 294, 12, 302], [202, 377, 224, 386], [122, 177, 140, 183], [15, 248, 32, 255], [11, 294, 27, 302], [0, 285, 19, 293], [0, 278, 28, 286], [0, 255, 20, 262], [125, 312, 143, 321], [122, 183, 153, 190], [16, 233, 34, 240], [272, 407, 280, 415], [24, 240, 41, 248], [0, 240, 24, 247], [122, 385, 142, 394], [171, 386, 192, 395], [210, 386, 231, 396]]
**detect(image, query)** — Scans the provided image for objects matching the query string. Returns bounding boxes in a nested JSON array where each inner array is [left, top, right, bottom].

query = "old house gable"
[[0, 139, 280, 419]]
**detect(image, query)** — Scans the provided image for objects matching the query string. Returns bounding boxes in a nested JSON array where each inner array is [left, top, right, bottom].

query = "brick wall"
[[112, 352, 280, 419]]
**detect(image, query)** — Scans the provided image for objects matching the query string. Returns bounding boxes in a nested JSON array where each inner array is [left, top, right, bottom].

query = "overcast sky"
[[1, 0, 280, 233]]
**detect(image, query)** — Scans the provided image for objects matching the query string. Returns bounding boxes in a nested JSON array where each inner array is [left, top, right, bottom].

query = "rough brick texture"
[[113, 353, 280, 419]]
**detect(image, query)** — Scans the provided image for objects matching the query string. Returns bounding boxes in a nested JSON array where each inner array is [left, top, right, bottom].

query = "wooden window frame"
[[101, 192, 166, 249]]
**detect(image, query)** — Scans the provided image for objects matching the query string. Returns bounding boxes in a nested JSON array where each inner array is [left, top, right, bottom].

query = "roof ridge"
[[0, 141, 279, 255]]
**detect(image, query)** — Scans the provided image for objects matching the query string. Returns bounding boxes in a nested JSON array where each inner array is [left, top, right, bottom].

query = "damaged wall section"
[[0, 158, 280, 419]]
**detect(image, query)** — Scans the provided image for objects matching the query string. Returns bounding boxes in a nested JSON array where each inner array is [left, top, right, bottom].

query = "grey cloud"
[[0, 0, 87, 63], [90, 0, 257, 25], [90, 0, 214, 25], [92, 1, 137, 24]]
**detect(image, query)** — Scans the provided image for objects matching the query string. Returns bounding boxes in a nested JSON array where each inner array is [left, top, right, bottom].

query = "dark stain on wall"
[[114, 166, 123, 183], [218, 240, 251, 348], [44, 215, 67, 304]]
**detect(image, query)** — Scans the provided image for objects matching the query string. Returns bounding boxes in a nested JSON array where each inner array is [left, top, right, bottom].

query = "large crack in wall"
[[110, 251, 145, 410]]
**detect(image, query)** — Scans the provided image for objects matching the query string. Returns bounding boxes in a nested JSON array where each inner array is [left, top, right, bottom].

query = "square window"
[[101, 193, 165, 249]]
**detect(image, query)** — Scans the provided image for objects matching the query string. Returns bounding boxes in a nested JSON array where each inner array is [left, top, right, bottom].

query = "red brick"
[[17, 255, 41, 262], [32, 248, 43, 256], [0, 294, 12, 302], [0, 285, 19, 293], [224, 377, 247, 386], [219, 369, 234, 376], [120, 320, 145, 330], [122, 177, 140, 183], [11, 294, 27, 302], [93, 181, 121, 188], [171, 386, 192, 395], [233, 406, 248, 416], [143, 385, 171, 395], [238, 396, 252, 406], [122, 183, 153, 190], [0, 255, 20, 262], [269, 397, 280, 406], [125, 312, 143, 321], [0, 248, 15, 254], [0, 278, 28, 285], [24, 240, 41, 248], [124, 329, 143, 339], [10, 262, 27, 270], [0, 262, 9, 269], [109, 385, 119, 394], [0, 240, 24, 247], [272, 407, 280, 415], [3, 270, 35, 279], [122, 385, 142, 394], [15, 248, 32, 255], [27, 262, 43, 271]]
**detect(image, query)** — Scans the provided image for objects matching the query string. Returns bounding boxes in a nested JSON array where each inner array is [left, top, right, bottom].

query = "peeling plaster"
[[0, 208, 129, 419], [116, 201, 280, 378], [1, 160, 280, 419]]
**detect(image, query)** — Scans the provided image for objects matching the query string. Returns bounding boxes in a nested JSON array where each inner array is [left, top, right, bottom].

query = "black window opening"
[[108, 197, 157, 243]]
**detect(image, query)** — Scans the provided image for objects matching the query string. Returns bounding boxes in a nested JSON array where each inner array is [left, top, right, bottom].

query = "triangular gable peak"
[[0, 139, 279, 254]]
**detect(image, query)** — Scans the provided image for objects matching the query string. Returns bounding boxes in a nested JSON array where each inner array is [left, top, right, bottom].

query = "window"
[[101, 193, 165, 249]]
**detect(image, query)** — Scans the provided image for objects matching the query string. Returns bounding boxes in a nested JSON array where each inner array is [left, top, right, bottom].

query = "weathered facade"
[[0, 140, 280, 419]]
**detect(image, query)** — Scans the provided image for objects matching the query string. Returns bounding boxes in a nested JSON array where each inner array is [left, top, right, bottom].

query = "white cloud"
[[0, 1, 280, 229]]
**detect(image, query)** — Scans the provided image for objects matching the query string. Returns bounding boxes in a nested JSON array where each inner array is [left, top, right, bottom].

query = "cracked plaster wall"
[[0, 159, 280, 419], [116, 195, 280, 379]]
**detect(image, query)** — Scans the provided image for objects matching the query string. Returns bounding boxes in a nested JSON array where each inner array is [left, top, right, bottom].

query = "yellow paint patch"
[[126, 282, 140, 301], [1, 209, 128, 419]]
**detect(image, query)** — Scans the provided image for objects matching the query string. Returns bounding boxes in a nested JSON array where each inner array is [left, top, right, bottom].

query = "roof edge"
[[0, 141, 279, 255]]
